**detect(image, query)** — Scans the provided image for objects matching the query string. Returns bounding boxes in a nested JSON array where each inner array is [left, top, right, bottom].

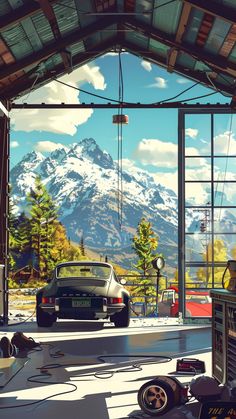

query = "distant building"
[[12, 266, 40, 285]]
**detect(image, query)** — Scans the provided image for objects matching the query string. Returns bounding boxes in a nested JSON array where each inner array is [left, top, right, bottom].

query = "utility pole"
[[199, 209, 210, 286]]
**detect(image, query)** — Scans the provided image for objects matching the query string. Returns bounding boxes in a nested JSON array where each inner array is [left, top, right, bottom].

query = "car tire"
[[137, 379, 175, 416], [112, 297, 130, 328], [36, 305, 55, 327]]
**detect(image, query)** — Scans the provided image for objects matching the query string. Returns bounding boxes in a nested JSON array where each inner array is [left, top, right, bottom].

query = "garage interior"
[[1, 0, 236, 418]]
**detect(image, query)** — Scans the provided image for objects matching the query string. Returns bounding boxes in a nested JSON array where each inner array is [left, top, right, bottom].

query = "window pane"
[[185, 266, 213, 288], [184, 287, 212, 317], [185, 207, 211, 233], [214, 234, 236, 262], [214, 157, 236, 181], [185, 114, 211, 156], [214, 113, 236, 156], [185, 233, 206, 262], [214, 182, 236, 206], [214, 208, 236, 233], [186, 182, 211, 206], [185, 157, 211, 181]]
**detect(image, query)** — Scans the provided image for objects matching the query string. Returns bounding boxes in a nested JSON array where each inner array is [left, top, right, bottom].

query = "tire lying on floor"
[[137, 379, 175, 416]]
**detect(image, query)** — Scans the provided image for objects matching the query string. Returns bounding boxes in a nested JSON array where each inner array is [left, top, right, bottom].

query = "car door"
[[158, 290, 175, 316]]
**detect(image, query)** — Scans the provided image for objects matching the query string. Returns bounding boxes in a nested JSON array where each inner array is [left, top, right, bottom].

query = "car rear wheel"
[[112, 298, 130, 328], [36, 305, 55, 327]]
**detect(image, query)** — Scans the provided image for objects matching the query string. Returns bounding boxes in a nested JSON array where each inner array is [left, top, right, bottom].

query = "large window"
[[179, 110, 236, 317]]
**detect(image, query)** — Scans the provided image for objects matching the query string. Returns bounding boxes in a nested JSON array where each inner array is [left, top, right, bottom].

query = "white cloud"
[[185, 182, 210, 205], [10, 64, 106, 136], [120, 158, 135, 169], [10, 140, 19, 148], [134, 139, 176, 168], [185, 128, 198, 139], [214, 131, 236, 154], [35, 141, 68, 153], [134, 138, 202, 168], [148, 77, 167, 88], [141, 60, 152, 72], [153, 171, 178, 194], [185, 157, 209, 168], [176, 78, 191, 84]]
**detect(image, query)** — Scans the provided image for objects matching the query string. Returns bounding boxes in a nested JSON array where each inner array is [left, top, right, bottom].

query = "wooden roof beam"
[[38, 0, 72, 72], [0, 15, 119, 82], [121, 38, 234, 96], [124, 17, 236, 79], [167, 2, 192, 73], [2, 38, 119, 100], [220, 24, 236, 58]]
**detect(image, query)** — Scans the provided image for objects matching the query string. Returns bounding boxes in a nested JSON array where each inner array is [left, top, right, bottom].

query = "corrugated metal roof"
[[153, 0, 183, 35], [0, 0, 235, 100]]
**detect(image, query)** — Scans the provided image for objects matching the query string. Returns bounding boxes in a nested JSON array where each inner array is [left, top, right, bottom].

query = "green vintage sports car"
[[36, 261, 130, 328]]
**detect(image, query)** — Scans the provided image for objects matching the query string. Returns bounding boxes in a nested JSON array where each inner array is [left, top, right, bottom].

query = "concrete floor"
[[0, 320, 212, 418]]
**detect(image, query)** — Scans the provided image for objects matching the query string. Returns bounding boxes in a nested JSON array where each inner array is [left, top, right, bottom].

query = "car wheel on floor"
[[137, 379, 175, 416], [112, 298, 130, 328], [36, 305, 55, 327]]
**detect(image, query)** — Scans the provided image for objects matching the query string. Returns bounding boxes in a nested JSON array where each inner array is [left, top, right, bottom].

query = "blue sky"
[[10, 52, 233, 195]]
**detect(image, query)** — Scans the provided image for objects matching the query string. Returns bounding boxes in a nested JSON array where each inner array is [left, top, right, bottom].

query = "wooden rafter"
[[121, 38, 234, 95], [38, 0, 71, 72], [167, 2, 192, 73], [220, 24, 236, 58], [0, 15, 119, 82], [2, 38, 118, 100], [124, 17, 236, 79], [0, 38, 15, 65]]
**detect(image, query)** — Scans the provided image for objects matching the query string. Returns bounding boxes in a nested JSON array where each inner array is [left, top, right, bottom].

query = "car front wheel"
[[36, 305, 55, 327], [112, 298, 130, 328]]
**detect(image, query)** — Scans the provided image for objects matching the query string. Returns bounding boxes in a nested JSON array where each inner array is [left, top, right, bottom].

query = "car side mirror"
[[120, 278, 126, 285]]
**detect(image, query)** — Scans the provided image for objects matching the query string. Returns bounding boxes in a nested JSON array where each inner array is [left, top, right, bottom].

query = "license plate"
[[72, 298, 91, 308]]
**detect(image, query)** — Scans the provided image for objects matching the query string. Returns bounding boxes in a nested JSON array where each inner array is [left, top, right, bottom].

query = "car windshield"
[[56, 264, 112, 280], [186, 294, 211, 303]]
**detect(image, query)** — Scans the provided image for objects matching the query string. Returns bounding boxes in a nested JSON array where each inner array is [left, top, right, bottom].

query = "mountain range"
[[10, 138, 180, 269]]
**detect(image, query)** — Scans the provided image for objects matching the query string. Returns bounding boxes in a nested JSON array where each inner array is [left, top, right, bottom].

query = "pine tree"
[[27, 176, 58, 280], [132, 217, 160, 301], [8, 194, 19, 272], [132, 217, 159, 275], [50, 222, 81, 265]]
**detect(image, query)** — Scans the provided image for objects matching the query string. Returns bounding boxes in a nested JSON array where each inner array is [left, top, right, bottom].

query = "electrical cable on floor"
[[35, 354, 173, 380], [0, 350, 173, 409], [0, 373, 78, 409]]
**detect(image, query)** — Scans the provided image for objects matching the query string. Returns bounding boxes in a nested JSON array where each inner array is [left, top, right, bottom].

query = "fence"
[[117, 274, 168, 317]]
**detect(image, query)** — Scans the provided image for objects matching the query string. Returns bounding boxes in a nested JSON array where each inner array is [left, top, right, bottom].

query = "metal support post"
[[0, 100, 10, 325], [178, 109, 185, 320]]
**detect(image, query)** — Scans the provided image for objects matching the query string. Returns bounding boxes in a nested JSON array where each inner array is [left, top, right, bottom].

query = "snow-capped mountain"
[[10, 138, 179, 268]]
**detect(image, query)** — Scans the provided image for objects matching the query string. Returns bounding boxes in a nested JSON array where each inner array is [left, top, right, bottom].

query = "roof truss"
[[0, 0, 235, 100]]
